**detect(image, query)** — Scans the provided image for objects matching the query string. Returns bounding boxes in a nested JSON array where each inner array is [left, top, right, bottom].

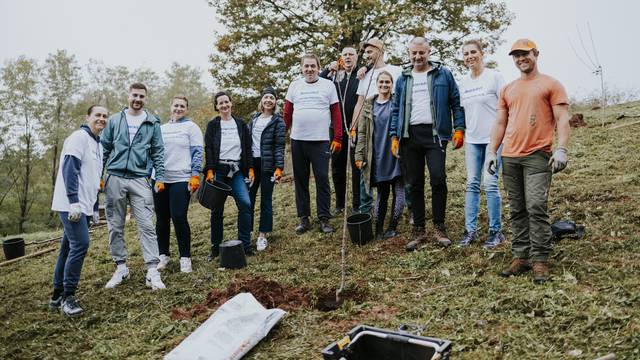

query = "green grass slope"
[[1, 102, 639, 359]]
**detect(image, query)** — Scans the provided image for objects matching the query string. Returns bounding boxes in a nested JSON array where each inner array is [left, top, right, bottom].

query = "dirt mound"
[[171, 277, 368, 320], [314, 287, 368, 312], [171, 276, 311, 320]]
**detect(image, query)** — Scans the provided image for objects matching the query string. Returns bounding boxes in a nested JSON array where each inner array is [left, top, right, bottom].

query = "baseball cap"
[[360, 37, 384, 52], [508, 39, 537, 55]]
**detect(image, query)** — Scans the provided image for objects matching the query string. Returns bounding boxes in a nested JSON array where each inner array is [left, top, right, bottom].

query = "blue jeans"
[[464, 143, 502, 233], [249, 158, 275, 233], [358, 174, 374, 214], [210, 170, 253, 251], [53, 213, 90, 296], [154, 181, 191, 257]]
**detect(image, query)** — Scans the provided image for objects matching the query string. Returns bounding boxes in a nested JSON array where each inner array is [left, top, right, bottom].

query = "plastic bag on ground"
[[165, 292, 287, 360]]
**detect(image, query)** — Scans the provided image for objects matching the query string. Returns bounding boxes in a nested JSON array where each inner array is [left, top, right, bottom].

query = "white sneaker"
[[256, 235, 268, 252], [179, 257, 192, 273], [157, 254, 171, 271], [105, 265, 130, 289], [145, 268, 166, 290]]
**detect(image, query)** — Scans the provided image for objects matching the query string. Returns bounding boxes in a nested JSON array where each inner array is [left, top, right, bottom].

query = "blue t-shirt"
[[373, 99, 401, 183]]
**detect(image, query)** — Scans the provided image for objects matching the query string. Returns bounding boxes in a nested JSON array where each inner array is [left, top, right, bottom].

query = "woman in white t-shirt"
[[203, 91, 255, 259], [458, 39, 505, 249], [248, 86, 286, 252], [49, 105, 107, 317], [154, 96, 204, 273]]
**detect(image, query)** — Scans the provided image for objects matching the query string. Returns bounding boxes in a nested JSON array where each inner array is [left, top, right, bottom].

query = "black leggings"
[[374, 177, 405, 232]]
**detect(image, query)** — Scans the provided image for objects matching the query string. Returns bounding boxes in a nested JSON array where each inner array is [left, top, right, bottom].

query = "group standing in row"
[[48, 35, 571, 317]]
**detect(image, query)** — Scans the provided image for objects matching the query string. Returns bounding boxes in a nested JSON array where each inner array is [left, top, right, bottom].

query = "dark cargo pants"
[[502, 151, 553, 262]]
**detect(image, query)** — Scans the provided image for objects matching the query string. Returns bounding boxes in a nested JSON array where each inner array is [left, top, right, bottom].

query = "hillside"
[[1, 101, 639, 359]]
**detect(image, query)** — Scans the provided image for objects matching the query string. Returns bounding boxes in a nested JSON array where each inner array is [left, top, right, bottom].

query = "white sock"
[[117, 263, 127, 272]]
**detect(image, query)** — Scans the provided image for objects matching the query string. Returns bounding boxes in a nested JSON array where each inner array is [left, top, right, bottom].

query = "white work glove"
[[68, 203, 82, 222], [486, 151, 498, 176], [92, 211, 100, 225], [549, 147, 568, 173]]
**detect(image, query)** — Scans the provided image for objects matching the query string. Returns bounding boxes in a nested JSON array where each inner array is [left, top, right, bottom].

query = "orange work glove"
[[452, 130, 464, 150], [248, 168, 255, 187], [350, 128, 356, 139], [206, 169, 214, 183], [188, 175, 200, 193], [330, 140, 342, 154], [274, 168, 283, 181], [154, 181, 165, 193], [355, 160, 363, 169], [391, 137, 400, 158], [100, 178, 104, 192]]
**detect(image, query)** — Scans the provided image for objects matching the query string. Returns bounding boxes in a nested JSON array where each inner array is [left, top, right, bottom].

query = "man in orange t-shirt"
[[486, 39, 572, 283]]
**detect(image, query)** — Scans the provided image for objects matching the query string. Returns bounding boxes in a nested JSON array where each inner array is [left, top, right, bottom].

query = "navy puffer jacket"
[[248, 112, 286, 173]]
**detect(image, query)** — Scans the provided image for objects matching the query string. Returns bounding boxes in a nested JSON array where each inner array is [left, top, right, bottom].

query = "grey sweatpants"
[[105, 175, 159, 268]]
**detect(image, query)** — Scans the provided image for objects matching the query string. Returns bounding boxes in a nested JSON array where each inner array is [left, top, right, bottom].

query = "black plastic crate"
[[322, 325, 452, 360]]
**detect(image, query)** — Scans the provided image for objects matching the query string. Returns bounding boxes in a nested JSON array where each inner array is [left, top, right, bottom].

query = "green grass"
[[1, 102, 639, 359]]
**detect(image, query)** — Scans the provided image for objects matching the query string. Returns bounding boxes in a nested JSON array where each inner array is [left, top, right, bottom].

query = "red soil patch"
[[171, 276, 311, 320], [171, 277, 369, 320]]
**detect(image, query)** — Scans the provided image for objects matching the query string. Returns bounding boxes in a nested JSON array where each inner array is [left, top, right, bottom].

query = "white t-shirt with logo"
[[252, 115, 272, 157], [459, 68, 505, 144], [409, 70, 433, 125], [286, 77, 339, 141], [357, 64, 402, 99], [51, 129, 103, 215], [126, 110, 146, 143], [160, 119, 203, 182], [219, 119, 241, 161]]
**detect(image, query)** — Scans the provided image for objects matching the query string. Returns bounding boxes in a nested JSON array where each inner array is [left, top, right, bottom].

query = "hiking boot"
[[179, 257, 192, 273], [383, 229, 399, 239], [499, 258, 531, 277], [458, 230, 477, 247], [295, 216, 311, 234], [156, 254, 170, 271], [532, 261, 550, 284], [405, 227, 426, 251], [145, 268, 166, 290], [319, 218, 335, 234], [256, 235, 268, 251], [61, 295, 84, 317], [433, 224, 452, 247], [105, 265, 130, 289], [207, 246, 220, 262], [482, 230, 505, 249], [49, 295, 62, 312]]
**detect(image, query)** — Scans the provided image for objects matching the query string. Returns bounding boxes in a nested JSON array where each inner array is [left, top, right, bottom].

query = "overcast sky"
[[1, 0, 637, 100]]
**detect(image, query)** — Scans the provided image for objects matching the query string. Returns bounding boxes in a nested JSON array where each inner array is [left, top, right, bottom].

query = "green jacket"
[[354, 96, 376, 193], [101, 108, 165, 181]]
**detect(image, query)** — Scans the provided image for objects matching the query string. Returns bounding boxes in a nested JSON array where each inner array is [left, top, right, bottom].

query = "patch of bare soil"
[[171, 276, 311, 320]]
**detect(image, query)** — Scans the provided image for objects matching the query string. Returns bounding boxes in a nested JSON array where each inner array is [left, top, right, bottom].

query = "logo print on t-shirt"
[[529, 114, 536, 127]]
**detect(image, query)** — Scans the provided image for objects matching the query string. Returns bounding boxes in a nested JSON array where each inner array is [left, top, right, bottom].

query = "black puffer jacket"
[[204, 116, 253, 176], [248, 112, 286, 173]]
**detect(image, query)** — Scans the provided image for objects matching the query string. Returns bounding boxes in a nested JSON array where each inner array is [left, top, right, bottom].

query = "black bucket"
[[347, 213, 373, 246], [322, 325, 452, 360], [3, 237, 25, 260], [197, 180, 231, 210], [219, 240, 247, 269]]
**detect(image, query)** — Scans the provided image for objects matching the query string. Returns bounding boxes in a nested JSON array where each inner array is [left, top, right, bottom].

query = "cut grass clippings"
[[1, 102, 639, 359]]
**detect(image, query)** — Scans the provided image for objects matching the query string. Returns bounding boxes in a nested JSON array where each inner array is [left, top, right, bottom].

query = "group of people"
[[48, 35, 571, 317]]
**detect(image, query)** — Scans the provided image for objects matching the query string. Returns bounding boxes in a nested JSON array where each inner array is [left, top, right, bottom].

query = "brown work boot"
[[433, 224, 452, 247], [405, 227, 426, 252], [499, 258, 531, 277], [532, 261, 550, 284]]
